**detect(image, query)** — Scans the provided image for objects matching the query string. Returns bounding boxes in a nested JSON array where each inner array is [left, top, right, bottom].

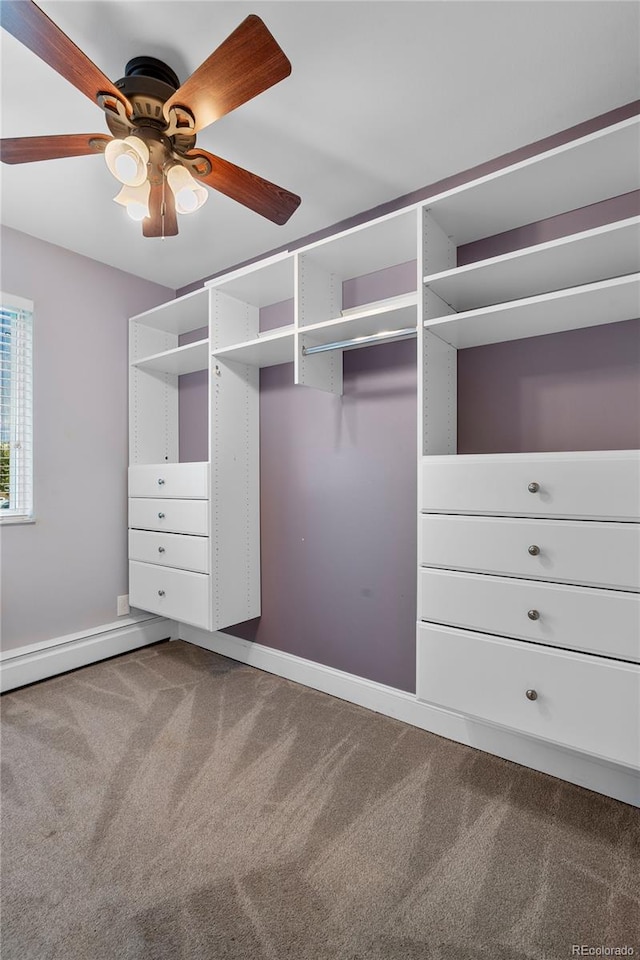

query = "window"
[[0, 294, 33, 522]]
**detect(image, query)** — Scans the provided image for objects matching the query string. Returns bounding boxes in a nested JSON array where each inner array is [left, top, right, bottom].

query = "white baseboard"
[[0, 616, 175, 692], [180, 625, 640, 808]]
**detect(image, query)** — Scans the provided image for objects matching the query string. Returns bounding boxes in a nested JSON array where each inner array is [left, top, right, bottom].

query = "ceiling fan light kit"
[[113, 181, 151, 222], [0, 2, 301, 238], [104, 135, 149, 187]]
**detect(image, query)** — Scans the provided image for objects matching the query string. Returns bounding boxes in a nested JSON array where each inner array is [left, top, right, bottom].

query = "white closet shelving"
[[132, 339, 209, 376], [416, 113, 640, 805], [424, 274, 640, 349], [421, 115, 639, 242], [129, 110, 640, 805], [128, 281, 259, 632], [423, 217, 640, 311]]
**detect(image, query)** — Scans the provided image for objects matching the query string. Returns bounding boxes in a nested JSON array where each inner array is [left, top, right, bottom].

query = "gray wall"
[[0, 227, 173, 653]]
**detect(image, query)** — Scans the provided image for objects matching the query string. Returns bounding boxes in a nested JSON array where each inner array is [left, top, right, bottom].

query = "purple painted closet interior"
[[176, 102, 640, 694]]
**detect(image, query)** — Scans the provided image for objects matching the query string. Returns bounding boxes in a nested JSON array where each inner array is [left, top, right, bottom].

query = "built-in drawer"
[[418, 514, 640, 591], [420, 451, 640, 520], [128, 462, 208, 499], [416, 623, 640, 769], [129, 529, 210, 574], [129, 561, 210, 629], [418, 568, 640, 662], [129, 498, 208, 536]]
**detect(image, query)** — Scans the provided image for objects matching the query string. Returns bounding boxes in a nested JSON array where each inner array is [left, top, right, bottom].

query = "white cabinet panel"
[[129, 498, 208, 536], [129, 561, 210, 629], [416, 623, 640, 769], [419, 514, 640, 591], [128, 462, 208, 499], [129, 530, 210, 574], [420, 452, 640, 520], [418, 568, 640, 662]]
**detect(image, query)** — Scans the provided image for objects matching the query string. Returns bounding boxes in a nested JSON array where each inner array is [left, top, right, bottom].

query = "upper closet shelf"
[[133, 339, 209, 375], [424, 274, 640, 349], [212, 327, 294, 367], [423, 217, 640, 311], [130, 288, 209, 335], [424, 115, 640, 245], [300, 292, 418, 346]]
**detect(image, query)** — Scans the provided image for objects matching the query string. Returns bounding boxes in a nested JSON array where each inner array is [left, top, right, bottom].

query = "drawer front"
[[416, 623, 640, 769], [419, 514, 640, 590], [129, 498, 208, 536], [128, 462, 208, 499], [129, 561, 210, 629], [420, 452, 640, 520], [129, 530, 210, 574], [418, 568, 640, 662]]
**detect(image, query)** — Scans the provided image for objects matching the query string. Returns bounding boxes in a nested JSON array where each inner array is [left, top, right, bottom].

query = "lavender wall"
[[229, 339, 417, 692], [0, 227, 174, 653], [458, 319, 640, 454]]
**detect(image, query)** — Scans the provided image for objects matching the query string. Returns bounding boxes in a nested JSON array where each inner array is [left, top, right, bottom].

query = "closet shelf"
[[212, 327, 294, 367], [425, 115, 640, 245], [300, 292, 418, 346], [131, 288, 209, 335], [423, 217, 640, 312], [133, 339, 209, 375], [424, 274, 640, 349]]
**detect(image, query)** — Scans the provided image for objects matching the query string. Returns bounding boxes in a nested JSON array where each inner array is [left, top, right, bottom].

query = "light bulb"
[[175, 186, 198, 213], [126, 202, 149, 222], [113, 180, 151, 222], [105, 136, 149, 186], [114, 152, 139, 184], [167, 163, 208, 214]]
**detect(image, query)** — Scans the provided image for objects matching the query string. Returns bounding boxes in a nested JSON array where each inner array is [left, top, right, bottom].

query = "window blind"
[[0, 295, 33, 521]]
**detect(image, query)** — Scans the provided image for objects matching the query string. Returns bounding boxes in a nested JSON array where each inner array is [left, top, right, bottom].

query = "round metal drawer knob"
[[528, 544, 540, 556], [157, 478, 165, 485], [527, 609, 540, 621], [158, 546, 165, 553], [158, 512, 165, 519], [528, 481, 540, 493], [526, 689, 538, 701], [158, 589, 165, 597]]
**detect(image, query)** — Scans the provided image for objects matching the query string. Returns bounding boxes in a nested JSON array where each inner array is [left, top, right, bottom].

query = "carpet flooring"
[[1, 640, 638, 960]]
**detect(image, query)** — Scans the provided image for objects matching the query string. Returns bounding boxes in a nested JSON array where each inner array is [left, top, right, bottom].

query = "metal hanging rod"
[[301, 326, 417, 357]]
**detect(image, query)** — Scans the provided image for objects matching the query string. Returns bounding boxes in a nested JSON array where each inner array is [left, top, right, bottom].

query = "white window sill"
[[0, 516, 36, 526]]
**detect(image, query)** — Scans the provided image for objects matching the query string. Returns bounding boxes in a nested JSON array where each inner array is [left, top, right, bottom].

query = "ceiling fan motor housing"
[[107, 56, 196, 154]]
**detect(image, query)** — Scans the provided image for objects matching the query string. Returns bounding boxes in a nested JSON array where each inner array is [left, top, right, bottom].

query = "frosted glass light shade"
[[167, 164, 208, 214], [113, 181, 151, 221], [105, 136, 149, 186]]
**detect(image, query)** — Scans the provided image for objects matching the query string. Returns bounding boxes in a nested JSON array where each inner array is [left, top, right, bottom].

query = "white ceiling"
[[1, 1, 638, 291]]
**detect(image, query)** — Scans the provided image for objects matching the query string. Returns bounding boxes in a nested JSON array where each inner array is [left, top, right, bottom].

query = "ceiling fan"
[[0, 1, 301, 237]]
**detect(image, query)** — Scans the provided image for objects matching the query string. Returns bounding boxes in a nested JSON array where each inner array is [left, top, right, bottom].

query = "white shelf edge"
[[205, 250, 293, 288], [302, 291, 419, 336], [130, 287, 208, 326], [423, 274, 640, 348], [214, 326, 295, 354], [423, 114, 640, 213], [212, 326, 295, 368], [257, 323, 296, 338], [422, 216, 640, 286], [132, 338, 209, 374]]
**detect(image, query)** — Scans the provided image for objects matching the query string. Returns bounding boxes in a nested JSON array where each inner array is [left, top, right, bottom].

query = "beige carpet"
[[1, 640, 638, 960]]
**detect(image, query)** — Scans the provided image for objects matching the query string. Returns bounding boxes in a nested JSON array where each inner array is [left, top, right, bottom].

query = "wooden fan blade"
[[184, 149, 300, 225], [143, 182, 179, 238], [0, 133, 111, 164], [163, 15, 291, 134], [1, 1, 132, 117]]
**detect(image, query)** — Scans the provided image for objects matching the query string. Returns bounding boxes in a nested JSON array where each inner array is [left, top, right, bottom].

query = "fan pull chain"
[[160, 174, 166, 241]]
